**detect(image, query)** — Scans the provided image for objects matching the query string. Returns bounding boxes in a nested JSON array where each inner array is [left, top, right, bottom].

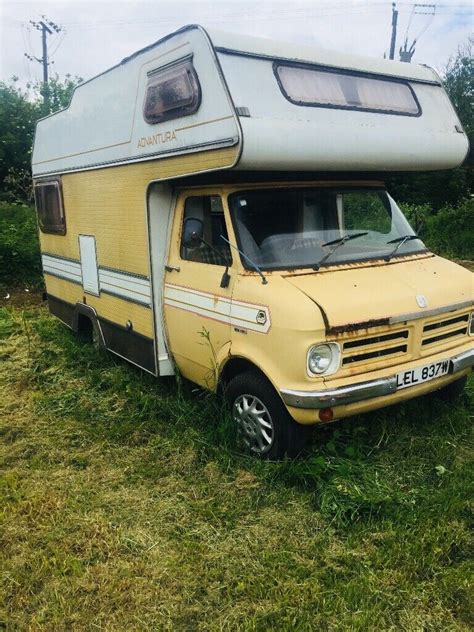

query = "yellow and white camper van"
[[32, 25, 473, 458]]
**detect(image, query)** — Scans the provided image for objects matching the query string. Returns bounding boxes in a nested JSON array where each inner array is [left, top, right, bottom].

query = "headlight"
[[307, 343, 340, 376]]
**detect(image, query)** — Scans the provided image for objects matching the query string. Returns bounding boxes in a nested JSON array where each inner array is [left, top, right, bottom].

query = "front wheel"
[[225, 371, 310, 459]]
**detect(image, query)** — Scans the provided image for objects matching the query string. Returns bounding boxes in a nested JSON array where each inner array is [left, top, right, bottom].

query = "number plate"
[[396, 360, 450, 390]]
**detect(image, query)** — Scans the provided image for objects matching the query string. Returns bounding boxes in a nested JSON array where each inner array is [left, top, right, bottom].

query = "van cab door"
[[163, 191, 235, 388]]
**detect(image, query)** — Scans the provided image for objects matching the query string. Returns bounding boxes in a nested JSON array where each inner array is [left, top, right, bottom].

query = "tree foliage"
[[443, 38, 473, 144], [0, 74, 82, 201], [0, 80, 39, 197]]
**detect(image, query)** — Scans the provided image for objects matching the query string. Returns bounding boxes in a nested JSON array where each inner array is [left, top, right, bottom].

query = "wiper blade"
[[313, 232, 368, 270], [385, 234, 419, 262]]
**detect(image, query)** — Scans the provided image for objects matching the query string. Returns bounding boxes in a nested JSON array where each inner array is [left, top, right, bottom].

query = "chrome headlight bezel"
[[307, 342, 341, 377]]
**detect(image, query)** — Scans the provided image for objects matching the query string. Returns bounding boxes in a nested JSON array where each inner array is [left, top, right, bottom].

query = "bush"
[[424, 198, 474, 260], [0, 201, 42, 290], [401, 198, 473, 260]]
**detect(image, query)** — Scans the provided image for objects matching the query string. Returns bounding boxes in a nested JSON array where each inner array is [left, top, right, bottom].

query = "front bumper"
[[280, 348, 474, 409]]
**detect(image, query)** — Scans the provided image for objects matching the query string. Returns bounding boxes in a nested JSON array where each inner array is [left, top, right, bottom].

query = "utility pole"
[[24, 17, 62, 111], [399, 4, 436, 63], [399, 40, 416, 62], [389, 3, 398, 60]]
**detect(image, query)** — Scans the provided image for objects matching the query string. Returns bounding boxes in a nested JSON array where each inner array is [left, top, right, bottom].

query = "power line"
[[24, 16, 63, 110]]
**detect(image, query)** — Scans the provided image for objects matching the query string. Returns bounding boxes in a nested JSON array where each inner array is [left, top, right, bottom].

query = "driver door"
[[163, 190, 235, 388]]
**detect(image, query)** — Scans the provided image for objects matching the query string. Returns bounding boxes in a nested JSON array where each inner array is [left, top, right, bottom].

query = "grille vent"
[[422, 313, 469, 347], [342, 330, 409, 366]]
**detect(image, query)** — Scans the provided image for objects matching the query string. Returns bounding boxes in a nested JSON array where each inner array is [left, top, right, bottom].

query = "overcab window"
[[275, 63, 420, 116], [143, 58, 201, 124], [34, 180, 66, 235]]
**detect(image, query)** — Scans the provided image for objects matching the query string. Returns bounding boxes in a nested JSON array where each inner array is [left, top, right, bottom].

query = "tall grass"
[[1, 302, 473, 629]]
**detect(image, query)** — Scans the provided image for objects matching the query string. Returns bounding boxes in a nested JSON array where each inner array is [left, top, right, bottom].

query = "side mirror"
[[183, 217, 204, 247]]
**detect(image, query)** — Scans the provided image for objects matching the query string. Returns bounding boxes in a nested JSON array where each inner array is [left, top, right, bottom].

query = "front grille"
[[422, 313, 469, 348], [343, 344, 407, 365], [344, 330, 408, 350], [342, 329, 409, 366]]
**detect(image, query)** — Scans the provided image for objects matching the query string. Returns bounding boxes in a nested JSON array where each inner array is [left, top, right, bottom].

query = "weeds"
[[1, 302, 473, 630]]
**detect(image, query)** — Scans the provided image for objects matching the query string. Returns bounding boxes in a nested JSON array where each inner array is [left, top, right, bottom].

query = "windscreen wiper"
[[384, 234, 420, 262], [313, 232, 368, 270]]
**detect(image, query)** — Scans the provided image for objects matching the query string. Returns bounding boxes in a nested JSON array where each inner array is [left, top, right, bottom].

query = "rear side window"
[[275, 63, 420, 116], [143, 58, 201, 125], [34, 180, 66, 235]]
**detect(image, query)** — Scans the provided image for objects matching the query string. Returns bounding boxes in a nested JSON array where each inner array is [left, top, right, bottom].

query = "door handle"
[[165, 265, 180, 273]]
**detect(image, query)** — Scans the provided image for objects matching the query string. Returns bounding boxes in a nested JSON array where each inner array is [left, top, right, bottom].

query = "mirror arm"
[[219, 235, 267, 285]]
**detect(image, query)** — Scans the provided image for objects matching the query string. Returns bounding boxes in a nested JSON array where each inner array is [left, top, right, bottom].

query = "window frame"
[[179, 194, 233, 268], [227, 185, 428, 272], [143, 56, 202, 125], [34, 179, 66, 235], [273, 61, 422, 118]]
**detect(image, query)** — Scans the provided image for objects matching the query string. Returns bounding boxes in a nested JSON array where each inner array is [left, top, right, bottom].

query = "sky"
[[1, 0, 472, 88]]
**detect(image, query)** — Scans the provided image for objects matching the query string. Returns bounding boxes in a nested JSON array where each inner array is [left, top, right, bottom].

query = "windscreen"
[[229, 187, 426, 270]]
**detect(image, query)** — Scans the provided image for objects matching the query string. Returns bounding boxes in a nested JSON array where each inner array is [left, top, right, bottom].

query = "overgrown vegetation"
[[1, 300, 473, 629], [0, 74, 81, 202], [0, 202, 42, 291], [401, 197, 474, 260]]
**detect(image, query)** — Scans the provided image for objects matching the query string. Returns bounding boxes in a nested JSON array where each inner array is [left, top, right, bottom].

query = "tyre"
[[225, 370, 310, 459], [435, 376, 467, 401]]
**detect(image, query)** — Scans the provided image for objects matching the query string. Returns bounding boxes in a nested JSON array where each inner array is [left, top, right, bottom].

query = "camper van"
[[32, 25, 473, 458]]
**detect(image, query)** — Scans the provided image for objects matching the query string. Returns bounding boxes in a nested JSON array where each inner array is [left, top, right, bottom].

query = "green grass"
[[1, 299, 473, 630]]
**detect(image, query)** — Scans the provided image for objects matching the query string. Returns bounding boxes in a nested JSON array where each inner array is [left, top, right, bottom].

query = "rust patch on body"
[[327, 317, 390, 336]]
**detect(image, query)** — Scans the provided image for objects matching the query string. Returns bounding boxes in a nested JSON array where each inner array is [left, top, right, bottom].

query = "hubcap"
[[232, 394, 274, 455]]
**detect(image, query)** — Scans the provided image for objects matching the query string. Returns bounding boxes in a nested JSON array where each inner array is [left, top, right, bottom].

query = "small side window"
[[143, 58, 201, 125], [180, 196, 232, 267], [34, 180, 66, 235]]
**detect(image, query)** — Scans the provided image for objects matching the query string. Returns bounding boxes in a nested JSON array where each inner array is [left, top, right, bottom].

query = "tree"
[[0, 74, 82, 202], [0, 79, 40, 197], [443, 38, 473, 150]]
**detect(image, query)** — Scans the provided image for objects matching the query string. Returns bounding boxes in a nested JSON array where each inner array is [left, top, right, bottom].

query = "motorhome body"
[[32, 25, 473, 458]]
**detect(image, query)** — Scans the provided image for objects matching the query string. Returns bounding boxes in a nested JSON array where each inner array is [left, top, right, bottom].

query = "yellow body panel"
[[163, 184, 472, 422], [39, 173, 472, 424], [43, 275, 83, 308], [38, 147, 239, 341], [39, 146, 239, 274], [43, 276, 155, 338]]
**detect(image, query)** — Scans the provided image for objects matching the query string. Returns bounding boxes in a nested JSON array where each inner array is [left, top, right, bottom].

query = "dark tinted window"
[[34, 180, 65, 235], [143, 58, 201, 124]]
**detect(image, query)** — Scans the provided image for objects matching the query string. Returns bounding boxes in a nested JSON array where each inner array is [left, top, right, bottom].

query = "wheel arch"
[[73, 303, 105, 346], [219, 355, 275, 393]]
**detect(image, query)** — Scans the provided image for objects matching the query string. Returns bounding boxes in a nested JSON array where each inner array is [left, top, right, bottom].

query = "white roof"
[[206, 27, 441, 84], [32, 25, 467, 178]]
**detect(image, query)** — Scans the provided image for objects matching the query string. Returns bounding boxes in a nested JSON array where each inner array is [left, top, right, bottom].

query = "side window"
[[34, 180, 66, 235], [180, 196, 232, 266], [143, 58, 201, 125], [275, 63, 420, 116]]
